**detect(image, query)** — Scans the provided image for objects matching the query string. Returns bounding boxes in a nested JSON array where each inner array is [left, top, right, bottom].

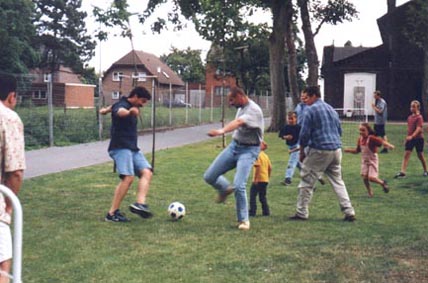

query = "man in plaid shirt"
[[289, 86, 356, 222]]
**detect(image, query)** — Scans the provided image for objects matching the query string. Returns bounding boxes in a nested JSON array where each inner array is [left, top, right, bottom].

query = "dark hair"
[[229, 86, 246, 98], [287, 111, 297, 118], [303, 86, 320, 98], [360, 122, 375, 135], [129, 86, 151, 100], [374, 90, 382, 97], [0, 74, 17, 101]]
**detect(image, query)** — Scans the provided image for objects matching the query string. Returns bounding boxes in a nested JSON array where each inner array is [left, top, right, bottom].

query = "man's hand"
[[129, 107, 140, 116], [208, 129, 225, 137]]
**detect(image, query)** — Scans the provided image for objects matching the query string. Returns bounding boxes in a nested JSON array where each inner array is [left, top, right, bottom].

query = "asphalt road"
[[24, 122, 224, 179]]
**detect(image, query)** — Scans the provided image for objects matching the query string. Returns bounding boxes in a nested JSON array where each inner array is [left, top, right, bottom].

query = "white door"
[[344, 73, 376, 116]]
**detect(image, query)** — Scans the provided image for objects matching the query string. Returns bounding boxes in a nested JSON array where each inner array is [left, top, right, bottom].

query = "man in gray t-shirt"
[[371, 90, 389, 153], [204, 87, 264, 231]]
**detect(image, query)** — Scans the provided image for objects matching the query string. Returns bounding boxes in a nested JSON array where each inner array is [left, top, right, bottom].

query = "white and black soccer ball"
[[168, 202, 186, 220]]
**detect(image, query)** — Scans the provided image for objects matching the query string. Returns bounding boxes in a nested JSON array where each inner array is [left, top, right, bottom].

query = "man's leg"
[[109, 175, 134, 215], [203, 145, 236, 193], [234, 147, 259, 223], [136, 168, 152, 204], [325, 149, 355, 218]]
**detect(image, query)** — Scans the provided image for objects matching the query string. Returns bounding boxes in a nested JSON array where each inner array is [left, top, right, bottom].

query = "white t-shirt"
[[232, 99, 264, 145]]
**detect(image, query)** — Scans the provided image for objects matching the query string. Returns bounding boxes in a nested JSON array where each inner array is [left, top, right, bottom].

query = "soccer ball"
[[168, 202, 186, 220]]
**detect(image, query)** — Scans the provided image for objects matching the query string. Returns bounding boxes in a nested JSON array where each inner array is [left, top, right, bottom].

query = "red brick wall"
[[64, 84, 95, 108]]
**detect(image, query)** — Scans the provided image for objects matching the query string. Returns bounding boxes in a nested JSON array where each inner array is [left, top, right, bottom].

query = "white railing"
[[0, 185, 22, 283]]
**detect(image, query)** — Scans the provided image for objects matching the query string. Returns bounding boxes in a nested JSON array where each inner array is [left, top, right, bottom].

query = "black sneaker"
[[423, 171, 428, 177], [105, 209, 130, 222], [394, 172, 406, 179], [129, 203, 153, 218], [281, 178, 292, 186], [343, 214, 356, 222], [318, 177, 326, 185], [380, 148, 388, 154], [289, 214, 308, 221], [382, 179, 389, 193]]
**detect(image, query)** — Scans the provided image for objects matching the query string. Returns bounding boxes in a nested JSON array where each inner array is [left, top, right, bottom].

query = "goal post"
[[0, 185, 23, 283], [334, 108, 368, 148]]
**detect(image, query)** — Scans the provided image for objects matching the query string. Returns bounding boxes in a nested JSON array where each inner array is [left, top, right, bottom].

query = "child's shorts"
[[0, 221, 12, 262]]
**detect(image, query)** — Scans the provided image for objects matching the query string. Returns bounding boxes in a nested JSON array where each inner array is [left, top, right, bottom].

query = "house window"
[[132, 72, 147, 82], [33, 90, 47, 100], [112, 91, 121, 100], [214, 86, 230, 96], [43, 73, 51, 82], [112, 72, 123, 81]]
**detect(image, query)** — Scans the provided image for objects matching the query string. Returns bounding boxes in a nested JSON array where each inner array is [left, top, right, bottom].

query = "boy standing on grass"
[[249, 141, 272, 217], [344, 123, 395, 197], [394, 100, 428, 178], [278, 112, 300, 186], [102, 86, 154, 222]]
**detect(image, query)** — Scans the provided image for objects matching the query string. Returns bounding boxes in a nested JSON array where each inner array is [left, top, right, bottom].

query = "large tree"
[[297, 0, 358, 86], [161, 47, 205, 83], [206, 25, 271, 95], [33, 0, 96, 76], [0, 0, 39, 74], [403, 0, 428, 118]]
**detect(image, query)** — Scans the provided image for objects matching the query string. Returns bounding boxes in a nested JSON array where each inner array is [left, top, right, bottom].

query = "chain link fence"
[[11, 73, 272, 150]]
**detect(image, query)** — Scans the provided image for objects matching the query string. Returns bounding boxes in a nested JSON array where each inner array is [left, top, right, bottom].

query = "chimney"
[[387, 0, 396, 13]]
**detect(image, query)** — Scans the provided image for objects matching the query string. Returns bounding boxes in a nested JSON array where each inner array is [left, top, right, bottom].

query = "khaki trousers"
[[296, 148, 355, 218]]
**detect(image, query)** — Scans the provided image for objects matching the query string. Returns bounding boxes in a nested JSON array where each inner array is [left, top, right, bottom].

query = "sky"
[[82, 0, 412, 73]]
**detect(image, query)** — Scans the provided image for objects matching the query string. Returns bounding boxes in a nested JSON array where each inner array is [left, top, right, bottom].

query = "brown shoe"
[[343, 214, 356, 222], [216, 187, 234, 203], [289, 214, 308, 221]]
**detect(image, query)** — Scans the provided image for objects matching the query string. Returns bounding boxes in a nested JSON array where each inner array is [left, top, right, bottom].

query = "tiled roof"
[[110, 50, 184, 86]]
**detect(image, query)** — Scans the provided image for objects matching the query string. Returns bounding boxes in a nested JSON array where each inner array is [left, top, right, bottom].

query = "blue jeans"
[[285, 144, 299, 179], [204, 140, 260, 222]]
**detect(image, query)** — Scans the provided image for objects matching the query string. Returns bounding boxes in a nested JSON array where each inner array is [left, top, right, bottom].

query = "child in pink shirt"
[[345, 123, 395, 197]]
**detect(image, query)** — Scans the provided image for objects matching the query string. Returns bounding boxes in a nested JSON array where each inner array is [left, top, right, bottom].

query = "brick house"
[[204, 64, 237, 108], [321, 0, 424, 120], [102, 50, 185, 105], [21, 66, 96, 108]]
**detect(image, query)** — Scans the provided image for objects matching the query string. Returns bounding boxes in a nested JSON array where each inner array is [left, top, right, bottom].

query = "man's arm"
[[208, 118, 245, 137], [117, 107, 140, 118]]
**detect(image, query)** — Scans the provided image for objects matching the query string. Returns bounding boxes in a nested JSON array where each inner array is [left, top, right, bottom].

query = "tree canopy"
[[0, 0, 39, 74], [160, 47, 205, 83]]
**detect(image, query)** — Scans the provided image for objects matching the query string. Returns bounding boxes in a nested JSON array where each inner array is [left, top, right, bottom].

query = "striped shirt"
[[299, 99, 342, 150]]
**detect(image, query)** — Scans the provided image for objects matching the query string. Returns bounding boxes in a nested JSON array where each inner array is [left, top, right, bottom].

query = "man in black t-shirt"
[[101, 86, 153, 222]]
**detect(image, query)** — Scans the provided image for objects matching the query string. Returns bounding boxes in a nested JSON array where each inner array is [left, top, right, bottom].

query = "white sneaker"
[[238, 221, 250, 231]]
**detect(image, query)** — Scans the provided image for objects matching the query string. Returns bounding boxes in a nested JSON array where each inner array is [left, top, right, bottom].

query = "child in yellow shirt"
[[249, 141, 272, 216]]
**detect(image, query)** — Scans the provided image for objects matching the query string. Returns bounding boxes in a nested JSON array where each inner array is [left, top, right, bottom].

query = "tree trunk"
[[267, 0, 288, 132], [285, 0, 300, 107], [298, 0, 319, 86]]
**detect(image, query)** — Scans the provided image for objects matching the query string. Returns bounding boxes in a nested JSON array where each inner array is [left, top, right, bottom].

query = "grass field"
[[19, 124, 428, 282]]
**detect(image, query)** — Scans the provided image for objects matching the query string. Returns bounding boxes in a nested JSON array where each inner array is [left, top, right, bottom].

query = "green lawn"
[[19, 125, 428, 282]]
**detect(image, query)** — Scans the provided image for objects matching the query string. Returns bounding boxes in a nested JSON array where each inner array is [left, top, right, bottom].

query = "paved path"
[[24, 122, 223, 179]]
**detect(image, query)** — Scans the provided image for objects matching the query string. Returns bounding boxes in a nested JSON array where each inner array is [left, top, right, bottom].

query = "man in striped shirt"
[[289, 86, 356, 222]]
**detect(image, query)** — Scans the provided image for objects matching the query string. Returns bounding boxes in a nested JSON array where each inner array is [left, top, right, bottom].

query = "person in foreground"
[[344, 123, 395, 197], [0, 74, 26, 217], [249, 141, 272, 217], [394, 100, 428, 178], [0, 193, 12, 283], [103, 86, 153, 222], [204, 87, 264, 230], [289, 86, 356, 222]]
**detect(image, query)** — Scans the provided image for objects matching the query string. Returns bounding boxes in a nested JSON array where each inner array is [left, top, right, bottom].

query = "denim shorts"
[[109, 149, 152, 177]]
